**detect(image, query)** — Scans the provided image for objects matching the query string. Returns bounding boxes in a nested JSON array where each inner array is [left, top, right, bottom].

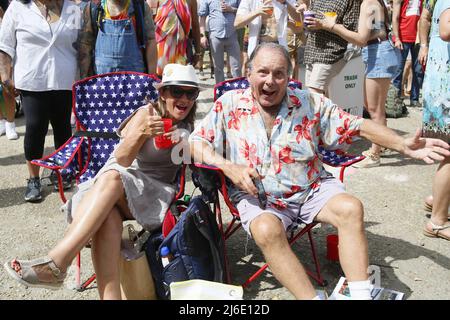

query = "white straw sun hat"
[[155, 64, 203, 90]]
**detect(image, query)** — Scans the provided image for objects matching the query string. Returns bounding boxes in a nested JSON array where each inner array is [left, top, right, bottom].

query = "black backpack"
[[144, 196, 226, 299]]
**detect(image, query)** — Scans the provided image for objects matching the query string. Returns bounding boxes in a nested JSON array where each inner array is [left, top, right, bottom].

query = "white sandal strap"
[[430, 222, 450, 231]]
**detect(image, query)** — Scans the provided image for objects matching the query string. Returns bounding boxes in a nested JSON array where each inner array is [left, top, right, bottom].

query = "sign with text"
[[329, 56, 365, 117]]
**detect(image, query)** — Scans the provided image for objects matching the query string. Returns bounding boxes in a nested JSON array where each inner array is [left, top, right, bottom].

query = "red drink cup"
[[154, 118, 173, 149], [326, 234, 339, 261]]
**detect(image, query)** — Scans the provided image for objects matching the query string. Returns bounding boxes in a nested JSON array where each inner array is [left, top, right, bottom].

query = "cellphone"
[[252, 176, 267, 209]]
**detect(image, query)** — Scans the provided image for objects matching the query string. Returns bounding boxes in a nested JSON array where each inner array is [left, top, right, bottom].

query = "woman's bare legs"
[[9, 170, 130, 289], [425, 157, 450, 239], [91, 206, 124, 300], [364, 77, 391, 155], [48, 170, 128, 270]]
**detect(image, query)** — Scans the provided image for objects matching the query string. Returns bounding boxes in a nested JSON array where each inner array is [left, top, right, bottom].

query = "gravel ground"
[[0, 70, 449, 301]]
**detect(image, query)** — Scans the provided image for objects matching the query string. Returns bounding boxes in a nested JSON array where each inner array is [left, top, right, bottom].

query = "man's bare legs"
[[250, 213, 317, 299], [249, 193, 368, 299], [315, 193, 369, 281]]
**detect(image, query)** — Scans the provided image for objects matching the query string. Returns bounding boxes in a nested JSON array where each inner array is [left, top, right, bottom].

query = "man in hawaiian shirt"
[[189, 43, 450, 300]]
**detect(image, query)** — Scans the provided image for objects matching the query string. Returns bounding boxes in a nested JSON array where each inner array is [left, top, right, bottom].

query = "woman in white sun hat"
[[3, 64, 202, 300]]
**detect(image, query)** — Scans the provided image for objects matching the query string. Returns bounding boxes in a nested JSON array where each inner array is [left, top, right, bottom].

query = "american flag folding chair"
[[31, 72, 161, 290], [193, 77, 365, 288]]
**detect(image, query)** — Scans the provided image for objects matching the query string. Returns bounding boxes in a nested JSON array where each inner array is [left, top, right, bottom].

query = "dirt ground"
[[0, 69, 449, 301]]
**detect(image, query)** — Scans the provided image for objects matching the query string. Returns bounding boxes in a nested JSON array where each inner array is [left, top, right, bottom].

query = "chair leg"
[[306, 229, 327, 287], [214, 197, 232, 284], [74, 251, 97, 292], [79, 274, 97, 292], [240, 224, 326, 288]]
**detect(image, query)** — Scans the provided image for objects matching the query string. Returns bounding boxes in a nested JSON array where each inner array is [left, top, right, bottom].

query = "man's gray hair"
[[247, 43, 293, 76]]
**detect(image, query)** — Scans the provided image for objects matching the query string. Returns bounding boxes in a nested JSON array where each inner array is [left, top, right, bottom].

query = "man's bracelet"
[[331, 23, 337, 31], [420, 43, 428, 48]]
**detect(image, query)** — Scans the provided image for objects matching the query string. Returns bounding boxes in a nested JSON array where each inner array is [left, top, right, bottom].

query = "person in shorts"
[[189, 43, 449, 299], [308, 0, 401, 168], [303, 0, 360, 95]]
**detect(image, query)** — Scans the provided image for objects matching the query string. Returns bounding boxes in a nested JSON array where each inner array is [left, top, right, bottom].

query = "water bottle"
[[160, 246, 173, 267]]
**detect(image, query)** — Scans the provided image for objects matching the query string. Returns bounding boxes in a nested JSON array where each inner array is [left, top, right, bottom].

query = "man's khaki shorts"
[[305, 59, 346, 91]]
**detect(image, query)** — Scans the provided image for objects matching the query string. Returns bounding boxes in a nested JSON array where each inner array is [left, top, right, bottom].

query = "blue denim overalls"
[[94, 2, 145, 74]]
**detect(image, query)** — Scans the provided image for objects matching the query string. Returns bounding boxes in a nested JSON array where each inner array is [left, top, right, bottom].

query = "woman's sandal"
[[3, 256, 66, 290], [423, 196, 450, 219], [423, 222, 450, 241]]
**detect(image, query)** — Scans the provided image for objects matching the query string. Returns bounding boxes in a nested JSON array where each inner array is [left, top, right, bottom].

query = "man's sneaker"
[[5, 121, 18, 140], [24, 177, 42, 202], [0, 119, 5, 136], [352, 150, 381, 168], [410, 100, 422, 108]]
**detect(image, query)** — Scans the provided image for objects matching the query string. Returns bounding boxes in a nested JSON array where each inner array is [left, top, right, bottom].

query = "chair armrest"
[[191, 163, 239, 216], [31, 136, 86, 181], [318, 147, 365, 167]]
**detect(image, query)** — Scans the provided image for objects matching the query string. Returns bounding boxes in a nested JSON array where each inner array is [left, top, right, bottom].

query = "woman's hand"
[[418, 46, 428, 66], [307, 13, 337, 32], [134, 103, 165, 138]]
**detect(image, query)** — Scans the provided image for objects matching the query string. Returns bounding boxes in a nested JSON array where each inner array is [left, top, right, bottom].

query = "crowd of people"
[[0, 0, 448, 300]]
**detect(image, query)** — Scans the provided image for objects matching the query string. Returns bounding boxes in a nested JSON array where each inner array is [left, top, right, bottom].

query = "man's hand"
[[200, 35, 209, 48], [222, 164, 261, 196], [296, 3, 307, 12], [394, 38, 403, 50], [403, 129, 450, 164], [220, 1, 235, 13]]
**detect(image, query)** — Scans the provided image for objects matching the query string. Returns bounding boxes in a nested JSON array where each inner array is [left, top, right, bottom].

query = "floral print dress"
[[154, 0, 192, 76], [421, 0, 450, 142], [189, 87, 364, 209]]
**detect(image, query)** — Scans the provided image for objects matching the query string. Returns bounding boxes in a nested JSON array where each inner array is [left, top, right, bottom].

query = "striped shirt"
[[198, 0, 241, 38], [304, 0, 360, 65]]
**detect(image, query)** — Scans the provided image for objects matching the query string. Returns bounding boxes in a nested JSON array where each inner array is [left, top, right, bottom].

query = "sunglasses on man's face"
[[166, 86, 200, 101]]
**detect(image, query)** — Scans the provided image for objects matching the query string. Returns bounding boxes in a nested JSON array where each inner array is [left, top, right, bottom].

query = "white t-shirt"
[[0, 0, 82, 91], [236, 0, 295, 56]]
